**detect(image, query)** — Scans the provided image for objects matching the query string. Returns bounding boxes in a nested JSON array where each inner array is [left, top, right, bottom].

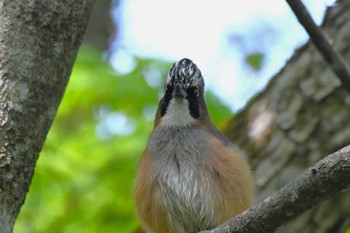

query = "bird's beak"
[[173, 83, 185, 98]]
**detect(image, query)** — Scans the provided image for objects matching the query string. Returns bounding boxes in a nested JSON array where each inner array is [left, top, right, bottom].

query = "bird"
[[133, 58, 255, 233]]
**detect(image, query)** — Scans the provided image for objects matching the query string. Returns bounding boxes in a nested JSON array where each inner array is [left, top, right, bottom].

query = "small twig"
[[200, 145, 350, 233], [286, 0, 350, 93]]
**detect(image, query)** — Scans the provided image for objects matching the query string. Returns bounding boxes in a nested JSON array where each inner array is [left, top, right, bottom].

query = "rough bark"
[[222, 1, 350, 232], [286, 0, 350, 92], [0, 0, 94, 232], [201, 145, 350, 233]]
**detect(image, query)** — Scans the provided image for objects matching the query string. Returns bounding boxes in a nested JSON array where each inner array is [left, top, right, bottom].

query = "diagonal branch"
[[200, 145, 350, 233], [286, 0, 350, 93]]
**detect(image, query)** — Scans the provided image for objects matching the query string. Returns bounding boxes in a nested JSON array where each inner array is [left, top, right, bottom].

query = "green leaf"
[[245, 52, 264, 71]]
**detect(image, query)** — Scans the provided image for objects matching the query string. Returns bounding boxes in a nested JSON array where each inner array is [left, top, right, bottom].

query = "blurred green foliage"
[[14, 46, 233, 233], [245, 52, 264, 71]]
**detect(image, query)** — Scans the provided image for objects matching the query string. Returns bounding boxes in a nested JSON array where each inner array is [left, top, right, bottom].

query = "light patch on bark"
[[248, 102, 275, 145]]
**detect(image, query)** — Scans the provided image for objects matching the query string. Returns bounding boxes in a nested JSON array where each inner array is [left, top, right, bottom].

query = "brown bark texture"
[[0, 0, 94, 232], [200, 146, 350, 233], [222, 2, 350, 233], [83, 0, 117, 51]]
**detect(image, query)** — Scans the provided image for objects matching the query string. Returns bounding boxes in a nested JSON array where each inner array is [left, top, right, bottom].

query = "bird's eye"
[[194, 88, 199, 97]]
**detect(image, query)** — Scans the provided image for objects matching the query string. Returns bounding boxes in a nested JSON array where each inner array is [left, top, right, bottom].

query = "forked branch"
[[286, 0, 350, 93]]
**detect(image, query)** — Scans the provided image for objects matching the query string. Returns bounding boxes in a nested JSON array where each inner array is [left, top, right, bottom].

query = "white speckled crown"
[[167, 58, 203, 88]]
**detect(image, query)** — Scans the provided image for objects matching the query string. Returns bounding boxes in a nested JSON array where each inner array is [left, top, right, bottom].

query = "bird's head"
[[155, 58, 210, 127]]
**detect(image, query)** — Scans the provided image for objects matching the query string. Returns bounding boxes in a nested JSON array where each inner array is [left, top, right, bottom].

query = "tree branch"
[[200, 145, 350, 233], [286, 0, 350, 93]]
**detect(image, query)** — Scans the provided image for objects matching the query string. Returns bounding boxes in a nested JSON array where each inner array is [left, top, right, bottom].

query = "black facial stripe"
[[186, 87, 200, 119], [160, 85, 173, 117]]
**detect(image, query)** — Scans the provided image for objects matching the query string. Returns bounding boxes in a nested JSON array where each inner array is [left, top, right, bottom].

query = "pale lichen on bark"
[[0, 0, 94, 232]]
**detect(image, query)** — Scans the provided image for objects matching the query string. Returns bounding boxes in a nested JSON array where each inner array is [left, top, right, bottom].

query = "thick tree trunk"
[[223, 1, 350, 232], [0, 0, 94, 232]]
